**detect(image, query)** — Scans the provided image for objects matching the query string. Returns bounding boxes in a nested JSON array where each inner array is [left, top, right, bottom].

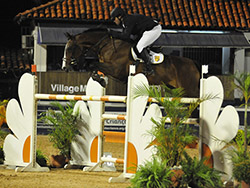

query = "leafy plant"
[[0, 99, 8, 127], [0, 146, 4, 164], [39, 101, 79, 159], [134, 83, 209, 167], [132, 83, 219, 187], [130, 157, 173, 188], [180, 151, 223, 188], [230, 132, 250, 185], [0, 129, 8, 142], [231, 72, 250, 154], [36, 149, 47, 167]]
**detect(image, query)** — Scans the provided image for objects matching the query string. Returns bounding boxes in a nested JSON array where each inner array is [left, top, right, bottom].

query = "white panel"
[[4, 73, 35, 166], [33, 27, 47, 72], [70, 77, 104, 165]]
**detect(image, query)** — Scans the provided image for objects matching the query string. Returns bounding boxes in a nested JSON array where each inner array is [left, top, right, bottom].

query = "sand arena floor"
[[0, 135, 199, 188]]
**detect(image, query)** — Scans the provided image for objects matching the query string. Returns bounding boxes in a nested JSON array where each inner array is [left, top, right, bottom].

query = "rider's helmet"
[[111, 7, 125, 21]]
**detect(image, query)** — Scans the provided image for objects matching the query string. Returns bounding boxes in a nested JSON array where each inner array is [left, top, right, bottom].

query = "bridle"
[[63, 33, 112, 70]]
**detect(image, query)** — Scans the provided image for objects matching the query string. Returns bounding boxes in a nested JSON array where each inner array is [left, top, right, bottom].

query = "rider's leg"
[[140, 48, 154, 75], [136, 25, 162, 74]]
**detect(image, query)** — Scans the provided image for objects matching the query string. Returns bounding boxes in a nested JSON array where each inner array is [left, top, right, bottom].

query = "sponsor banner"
[[50, 84, 87, 94]]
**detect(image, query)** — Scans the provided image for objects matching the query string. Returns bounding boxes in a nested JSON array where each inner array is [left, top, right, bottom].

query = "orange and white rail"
[[35, 94, 127, 103]]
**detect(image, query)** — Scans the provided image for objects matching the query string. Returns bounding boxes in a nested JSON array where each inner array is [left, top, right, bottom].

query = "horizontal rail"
[[35, 94, 127, 103], [102, 114, 126, 120], [35, 93, 199, 104], [100, 157, 124, 164]]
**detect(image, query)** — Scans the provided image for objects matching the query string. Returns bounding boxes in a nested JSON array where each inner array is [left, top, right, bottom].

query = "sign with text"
[[37, 71, 126, 95]]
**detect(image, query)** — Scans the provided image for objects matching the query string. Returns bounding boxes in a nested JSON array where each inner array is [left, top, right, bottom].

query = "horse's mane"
[[82, 27, 108, 34]]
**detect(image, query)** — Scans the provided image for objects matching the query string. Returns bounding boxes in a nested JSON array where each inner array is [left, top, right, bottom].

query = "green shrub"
[[135, 84, 207, 167], [180, 152, 223, 188], [132, 83, 219, 187], [0, 146, 4, 164], [130, 157, 173, 188], [231, 133, 250, 185], [0, 129, 8, 143], [36, 149, 47, 167], [247, 129, 250, 145], [39, 101, 79, 159]]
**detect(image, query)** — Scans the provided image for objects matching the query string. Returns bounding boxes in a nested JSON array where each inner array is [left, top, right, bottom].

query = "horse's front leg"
[[91, 71, 108, 87]]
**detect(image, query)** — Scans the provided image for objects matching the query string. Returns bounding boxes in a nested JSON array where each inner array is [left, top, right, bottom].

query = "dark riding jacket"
[[111, 14, 159, 42]]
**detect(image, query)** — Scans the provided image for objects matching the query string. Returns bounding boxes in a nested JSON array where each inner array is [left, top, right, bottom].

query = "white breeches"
[[136, 24, 162, 53]]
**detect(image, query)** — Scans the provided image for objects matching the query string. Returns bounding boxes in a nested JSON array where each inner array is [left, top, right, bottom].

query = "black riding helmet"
[[111, 7, 125, 21]]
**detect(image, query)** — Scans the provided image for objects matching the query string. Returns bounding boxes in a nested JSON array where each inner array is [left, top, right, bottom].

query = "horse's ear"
[[64, 32, 74, 40]]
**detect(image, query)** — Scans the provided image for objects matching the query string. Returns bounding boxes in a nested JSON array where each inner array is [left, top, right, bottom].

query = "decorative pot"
[[50, 154, 69, 168], [241, 181, 250, 188], [171, 166, 184, 187]]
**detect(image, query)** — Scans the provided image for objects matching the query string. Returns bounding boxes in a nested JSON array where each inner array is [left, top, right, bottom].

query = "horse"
[[62, 28, 200, 97]]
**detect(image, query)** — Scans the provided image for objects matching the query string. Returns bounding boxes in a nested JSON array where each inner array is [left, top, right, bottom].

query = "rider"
[[110, 7, 162, 75]]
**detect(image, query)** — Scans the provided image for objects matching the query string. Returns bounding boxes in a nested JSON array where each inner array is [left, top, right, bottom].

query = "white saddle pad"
[[131, 48, 164, 64]]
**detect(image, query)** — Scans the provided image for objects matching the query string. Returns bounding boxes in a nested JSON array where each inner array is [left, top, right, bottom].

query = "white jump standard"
[[3, 65, 239, 183]]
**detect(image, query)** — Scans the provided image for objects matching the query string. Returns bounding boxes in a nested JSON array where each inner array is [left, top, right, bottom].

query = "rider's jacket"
[[111, 14, 159, 42]]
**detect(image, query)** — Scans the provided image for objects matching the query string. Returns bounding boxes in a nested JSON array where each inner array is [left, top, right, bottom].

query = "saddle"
[[131, 47, 164, 64]]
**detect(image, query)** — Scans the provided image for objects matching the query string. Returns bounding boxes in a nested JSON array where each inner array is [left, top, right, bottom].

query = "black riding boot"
[[140, 49, 154, 75]]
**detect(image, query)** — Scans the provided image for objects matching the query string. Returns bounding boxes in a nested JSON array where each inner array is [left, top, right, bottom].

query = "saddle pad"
[[131, 48, 164, 64]]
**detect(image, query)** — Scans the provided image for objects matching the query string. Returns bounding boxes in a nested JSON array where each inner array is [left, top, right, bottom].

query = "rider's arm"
[[109, 16, 136, 42], [109, 29, 134, 42]]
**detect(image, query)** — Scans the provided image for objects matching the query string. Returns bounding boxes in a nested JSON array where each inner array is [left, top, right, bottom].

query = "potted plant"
[[36, 149, 48, 167], [180, 151, 223, 188], [135, 84, 207, 166], [231, 72, 250, 154], [131, 84, 219, 187], [230, 72, 250, 187], [0, 128, 8, 164], [0, 99, 8, 127], [39, 101, 79, 167], [230, 132, 250, 187], [130, 157, 174, 188]]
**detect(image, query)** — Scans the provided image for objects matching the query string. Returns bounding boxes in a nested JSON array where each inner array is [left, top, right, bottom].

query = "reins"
[[81, 34, 110, 57]]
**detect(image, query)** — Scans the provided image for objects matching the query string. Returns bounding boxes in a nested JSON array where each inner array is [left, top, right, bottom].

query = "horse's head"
[[62, 30, 108, 72], [62, 32, 94, 72]]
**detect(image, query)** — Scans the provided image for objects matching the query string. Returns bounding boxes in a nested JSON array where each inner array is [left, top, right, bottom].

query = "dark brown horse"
[[62, 28, 200, 97]]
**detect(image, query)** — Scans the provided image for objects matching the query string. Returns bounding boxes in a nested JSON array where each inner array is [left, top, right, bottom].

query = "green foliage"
[[0, 146, 4, 164], [151, 118, 196, 167], [180, 151, 223, 188], [0, 129, 8, 140], [230, 133, 250, 184], [132, 83, 220, 187], [39, 101, 79, 159], [134, 83, 205, 166], [232, 153, 250, 185], [130, 157, 173, 188], [230, 72, 250, 184], [231, 72, 250, 154], [36, 149, 47, 167], [0, 128, 8, 164], [247, 129, 250, 145]]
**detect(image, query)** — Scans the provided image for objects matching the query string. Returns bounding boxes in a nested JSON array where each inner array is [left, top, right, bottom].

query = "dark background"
[[0, 0, 51, 49]]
